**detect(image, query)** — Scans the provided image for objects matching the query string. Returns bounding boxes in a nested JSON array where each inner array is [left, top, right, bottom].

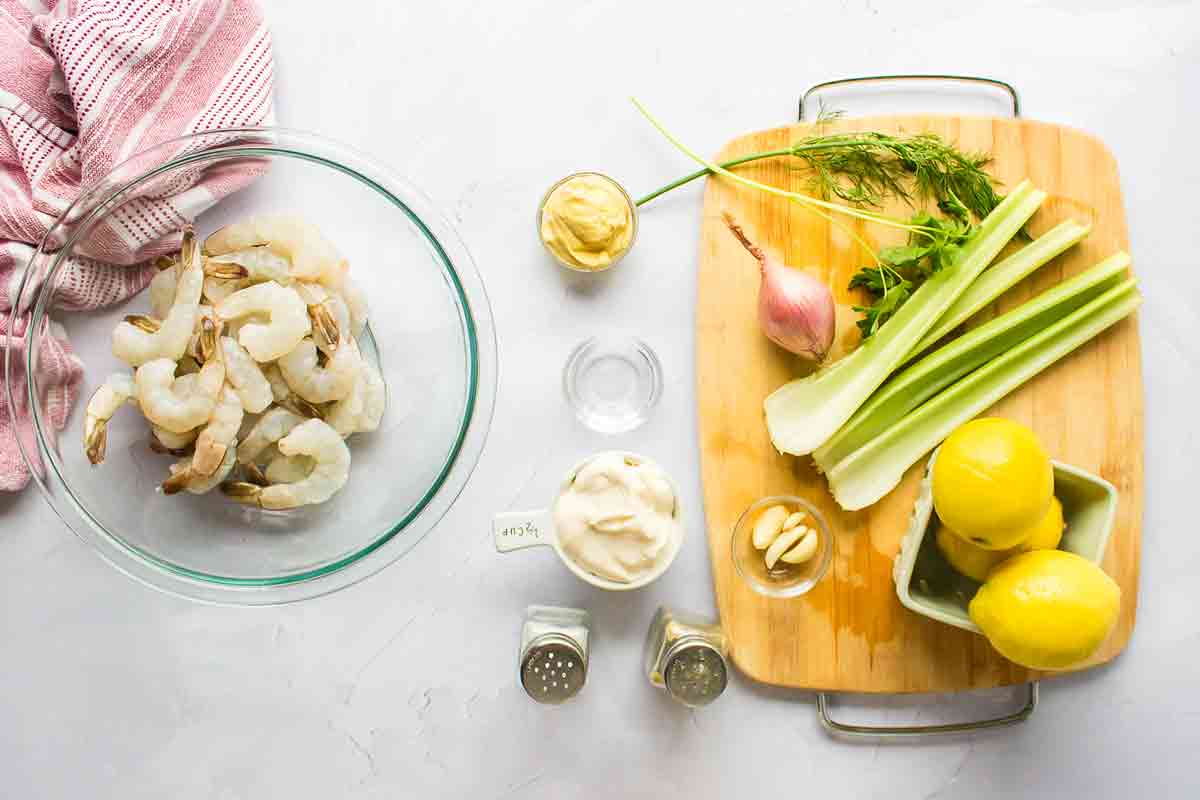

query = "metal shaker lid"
[[521, 634, 586, 704], [664, 639, 728, 707]]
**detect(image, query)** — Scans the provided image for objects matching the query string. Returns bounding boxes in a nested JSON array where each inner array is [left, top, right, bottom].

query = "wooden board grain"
[[697, 116, 1143, 693]]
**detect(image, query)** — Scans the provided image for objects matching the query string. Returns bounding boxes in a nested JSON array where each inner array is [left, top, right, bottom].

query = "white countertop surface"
[[4, 0, 1199, 796]]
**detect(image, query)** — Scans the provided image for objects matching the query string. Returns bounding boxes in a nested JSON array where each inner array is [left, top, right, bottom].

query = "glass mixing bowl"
[[4, 129, 496, 605]]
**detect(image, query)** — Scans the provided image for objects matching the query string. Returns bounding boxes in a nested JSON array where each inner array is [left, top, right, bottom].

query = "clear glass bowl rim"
[[4, 126, 498, 605]]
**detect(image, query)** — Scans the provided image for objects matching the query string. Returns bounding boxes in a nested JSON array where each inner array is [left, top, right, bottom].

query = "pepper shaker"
[[643, 606, 729, 707], [519, 605, 590, 704]]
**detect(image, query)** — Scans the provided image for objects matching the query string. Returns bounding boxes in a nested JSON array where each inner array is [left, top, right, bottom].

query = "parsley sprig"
[[848, 204, 975, 337]]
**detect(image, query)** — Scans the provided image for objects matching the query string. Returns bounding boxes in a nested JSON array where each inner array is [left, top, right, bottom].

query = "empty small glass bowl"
[[5, 128, 497, 605], [731, 495, 833, 598], [563, 337, 662, 434]]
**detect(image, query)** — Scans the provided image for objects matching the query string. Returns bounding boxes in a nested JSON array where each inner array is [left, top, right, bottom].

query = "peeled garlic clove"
[[780, 529, 819, 565], [752, 505, 790, 550], [782, 511, 806, 531], [765, 527, 806, 570]]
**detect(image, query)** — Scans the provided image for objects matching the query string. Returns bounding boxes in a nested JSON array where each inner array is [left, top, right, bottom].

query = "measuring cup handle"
[[493, 509, 554, 553]]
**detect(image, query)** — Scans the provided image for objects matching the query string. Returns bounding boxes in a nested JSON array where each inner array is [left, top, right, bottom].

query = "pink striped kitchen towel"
[[0, 0, 274, 491]]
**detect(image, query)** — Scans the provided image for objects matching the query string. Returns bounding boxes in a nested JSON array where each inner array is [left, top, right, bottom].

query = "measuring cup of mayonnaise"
[[493, 451, 686, 591]]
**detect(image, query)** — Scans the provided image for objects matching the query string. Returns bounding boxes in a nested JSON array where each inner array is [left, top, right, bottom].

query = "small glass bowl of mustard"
[[731, 495, 834, 599], [537, 171, 638, 273]]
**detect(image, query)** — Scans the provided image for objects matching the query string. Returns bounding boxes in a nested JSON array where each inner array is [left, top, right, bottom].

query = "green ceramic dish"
[[893, 451, 1119, 634]]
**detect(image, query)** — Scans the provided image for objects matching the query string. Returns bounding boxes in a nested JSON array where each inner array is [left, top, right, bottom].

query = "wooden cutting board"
[[697, 115, 1143, 693]]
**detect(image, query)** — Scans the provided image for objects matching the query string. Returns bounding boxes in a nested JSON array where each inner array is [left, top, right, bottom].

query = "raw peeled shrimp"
[[263, 362, 290, 403], [327, 360, 385, 436], [91, 216, 382, 512], [222, 316, 251, 342], [148, 375, 199, 452], [202, 276, 248, 305], [261, 365, 325, 419], [252, 366, 327, 420], [294, 282, 350, 353], [236, 406, 305, 464], [151, 423, 197, 453], [277, 393, 326, 421], [162, 444, 237, 495], [148, 257, 179, 319], [222, 419, 350, 509], [340, 275, 368, 337], [204, 245, 291, 285], [177, 355, 201, 375], [240, 461, 270, 486], [292, 281, 326, 306], [278, 337, 359, 403], [220, 337, 272, 413], [204, 215, 346, 287], [192, 385, 244, 477], [135, 357, 225, 434], [325, 369, 363, 436], [309, 302, 341, 353], [112, 227, 202, 366], [215, 281, 309, 362], [322, 296, 351, 350], [84, 373, 137, 464], [186, 309, 222, 364], [265, 451, 314, 484]]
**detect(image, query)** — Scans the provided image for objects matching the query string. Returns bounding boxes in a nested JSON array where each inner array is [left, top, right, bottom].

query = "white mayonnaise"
[[553, 452, 681, 584]]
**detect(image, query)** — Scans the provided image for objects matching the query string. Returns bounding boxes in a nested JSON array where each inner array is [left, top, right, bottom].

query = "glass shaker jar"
[[643, 606, 729, 707], [519, 605, 590, 704]]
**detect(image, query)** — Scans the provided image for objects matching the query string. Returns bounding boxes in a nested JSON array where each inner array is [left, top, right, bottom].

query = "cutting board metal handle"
[[798, 74, 1021, 121], [815, 683, 1038, 739]]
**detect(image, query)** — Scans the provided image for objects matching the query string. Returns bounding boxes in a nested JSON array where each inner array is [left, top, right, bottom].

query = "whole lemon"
[[969, 550, 1120, 670], [1011, 496, 1066, 551], [936, 524, 1009, 582], [933, 418, 1053, 549], [935, 498, 1066, 582]]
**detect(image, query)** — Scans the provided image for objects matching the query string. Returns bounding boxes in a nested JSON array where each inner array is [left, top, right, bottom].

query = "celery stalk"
[[765, 180, 1045, 456], [911, 219, 1092, 357], [813, 252, 1131, 474], [825, 279, 1141, 511]]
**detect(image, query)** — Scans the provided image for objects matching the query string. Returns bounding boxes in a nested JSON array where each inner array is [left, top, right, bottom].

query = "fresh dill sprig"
[[636, 122, 1004, 224], [630, 98, 934, 236], [783, 131, 1002, 221]]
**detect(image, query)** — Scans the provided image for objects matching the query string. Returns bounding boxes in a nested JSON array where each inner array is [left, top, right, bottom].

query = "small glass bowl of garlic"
[[731, 495, 833, 598]]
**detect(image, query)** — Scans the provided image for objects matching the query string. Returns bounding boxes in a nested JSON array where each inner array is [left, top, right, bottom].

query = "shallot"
[[723, 214, 835, 362]]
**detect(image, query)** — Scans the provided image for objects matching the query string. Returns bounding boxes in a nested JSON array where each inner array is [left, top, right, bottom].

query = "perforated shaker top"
[[664, 644, 728, 707], [521, 639, 586, 704]]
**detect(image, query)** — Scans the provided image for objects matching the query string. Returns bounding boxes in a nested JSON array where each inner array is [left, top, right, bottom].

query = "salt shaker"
[[643, 606, 729, 707], [519, 605, 590, 704]]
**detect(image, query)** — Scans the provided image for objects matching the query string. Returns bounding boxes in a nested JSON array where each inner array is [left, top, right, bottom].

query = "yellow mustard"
[[539, 174, 634, 271]]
